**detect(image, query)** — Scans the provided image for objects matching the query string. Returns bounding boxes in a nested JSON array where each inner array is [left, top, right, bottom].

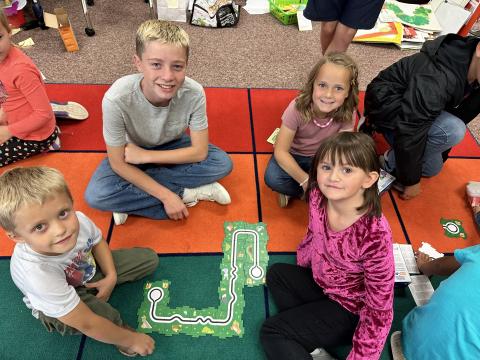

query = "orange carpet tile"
[[392, 158, 480, 253], [256, 154, 408, 252], [250, 89, 299, 153], [0, 153, 112, 256], [108, 154, 259, 254]]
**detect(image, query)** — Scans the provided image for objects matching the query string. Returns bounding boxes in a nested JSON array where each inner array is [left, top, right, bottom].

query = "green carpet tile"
[[0, 255, 448, 360]]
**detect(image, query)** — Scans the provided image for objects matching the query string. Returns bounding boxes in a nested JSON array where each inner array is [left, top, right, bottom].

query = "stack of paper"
[[393, 243, 420, 283]]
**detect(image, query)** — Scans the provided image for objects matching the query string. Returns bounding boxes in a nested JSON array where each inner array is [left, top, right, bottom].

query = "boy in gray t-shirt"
[[85, 20, 232, 225]]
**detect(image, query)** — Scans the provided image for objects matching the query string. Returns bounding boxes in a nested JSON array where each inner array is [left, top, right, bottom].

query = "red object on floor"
[[4, 9, 25, 29]]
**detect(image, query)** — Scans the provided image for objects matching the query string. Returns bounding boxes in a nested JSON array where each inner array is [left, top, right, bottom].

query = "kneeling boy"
[[0, 166, 158, 356]]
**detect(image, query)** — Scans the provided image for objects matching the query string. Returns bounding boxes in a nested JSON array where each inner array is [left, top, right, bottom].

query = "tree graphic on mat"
[[386, 3, 431, 26]]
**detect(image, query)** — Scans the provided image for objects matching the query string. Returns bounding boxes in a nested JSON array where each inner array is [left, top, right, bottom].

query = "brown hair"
[[306, 132, 381, 217], [295, 52, 359, 125], [0, 11, 11, 34]]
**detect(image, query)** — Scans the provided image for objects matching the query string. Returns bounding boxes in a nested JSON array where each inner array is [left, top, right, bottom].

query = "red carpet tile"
[[392, 159, 480, 253], [108, 154, 259, 254], [46, 85, 252, 153], [46, 84, 109, 151], [250, 89, 299, 153], [450, 129, 480, 158], [204, 88, 251, 152], [0, 153, 111, 256], [256, 155, 407, 252]]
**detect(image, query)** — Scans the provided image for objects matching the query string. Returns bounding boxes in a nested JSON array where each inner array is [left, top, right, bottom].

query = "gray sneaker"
[[182, 182, 231, 207], [310, 348, 337, 360]]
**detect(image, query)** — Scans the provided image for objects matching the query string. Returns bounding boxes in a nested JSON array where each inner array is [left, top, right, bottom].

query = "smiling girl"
[[264, 53, 359, 207]]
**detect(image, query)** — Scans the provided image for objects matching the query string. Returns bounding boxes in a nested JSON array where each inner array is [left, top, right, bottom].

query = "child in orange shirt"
[[0, 12, 59, 167]]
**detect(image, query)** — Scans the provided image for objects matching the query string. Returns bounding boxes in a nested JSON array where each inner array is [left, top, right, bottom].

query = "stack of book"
[[353, 0, 477, 50]]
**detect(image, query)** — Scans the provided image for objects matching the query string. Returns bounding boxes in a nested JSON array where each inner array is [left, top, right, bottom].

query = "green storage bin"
[[268, 0, 308, 25]]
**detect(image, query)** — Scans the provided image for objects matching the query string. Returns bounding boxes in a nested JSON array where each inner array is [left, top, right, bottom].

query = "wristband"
[[299, 177, 309, 187]]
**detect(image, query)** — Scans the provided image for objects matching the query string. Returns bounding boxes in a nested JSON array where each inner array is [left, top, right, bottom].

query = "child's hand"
[[124, 143, 149, 165], [162, 192, 189, 220], [0, 108, 7, 125], [128, 332, 155, 356], [416, 251, 432, 274], [400, 183, 421, 200], [85, 274, 117, 302], [0, 125, 12, 144]]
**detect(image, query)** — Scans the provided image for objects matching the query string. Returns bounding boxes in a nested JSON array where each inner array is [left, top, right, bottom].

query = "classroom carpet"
[[0, 84, 478, 360]]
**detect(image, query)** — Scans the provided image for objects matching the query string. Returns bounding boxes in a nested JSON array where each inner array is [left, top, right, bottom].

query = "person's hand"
[[0, 125, 12, 144], [124, 143, 150, 165], [416, 251, 432, 274], [85, 273, 117, 302], [0, 108, 7, 125], [162, 192, 189, 220], [119, 329, 155, 357], [400, 183, 421, 200]]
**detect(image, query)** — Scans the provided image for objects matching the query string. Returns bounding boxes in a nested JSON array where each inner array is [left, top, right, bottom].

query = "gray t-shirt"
[[102, 74, 208, 148]]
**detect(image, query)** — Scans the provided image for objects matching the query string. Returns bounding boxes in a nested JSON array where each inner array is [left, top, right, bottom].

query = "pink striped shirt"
[[297, 187, 394, 359]]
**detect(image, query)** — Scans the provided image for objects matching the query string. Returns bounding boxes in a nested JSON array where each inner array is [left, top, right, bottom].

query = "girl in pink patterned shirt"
[[261, 132, 394, 360]]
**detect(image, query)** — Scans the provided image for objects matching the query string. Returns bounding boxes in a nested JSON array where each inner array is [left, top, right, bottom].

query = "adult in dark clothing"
[[363, 34, 480, 200]]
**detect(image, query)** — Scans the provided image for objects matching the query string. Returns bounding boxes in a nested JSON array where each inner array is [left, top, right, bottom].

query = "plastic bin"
[[268, 0, 308, 25]]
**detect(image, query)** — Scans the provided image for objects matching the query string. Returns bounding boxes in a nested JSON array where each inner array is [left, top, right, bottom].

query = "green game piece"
[[137, 221, 269, 338], [440, 218, 467, 239]]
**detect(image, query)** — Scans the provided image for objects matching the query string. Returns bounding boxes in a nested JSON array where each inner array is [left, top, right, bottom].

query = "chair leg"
[[81, 0, 95, 36]]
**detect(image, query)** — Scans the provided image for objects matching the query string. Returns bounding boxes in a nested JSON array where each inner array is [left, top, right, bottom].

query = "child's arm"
[[6, 67, 54, 139], [416, 252, 460, 277], [124, 128, 209, 165], [85, 238, 117, 302], [0, 125, 12, 144], [274, 125, 309, 192], [58, 300, 155, 355], [349, 224, 395, 359], [107, 144, 189, 220]]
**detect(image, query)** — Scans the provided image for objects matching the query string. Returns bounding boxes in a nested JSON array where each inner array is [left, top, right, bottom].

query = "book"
[[393, 243, 420, 283], [378, 169, 396, 195], [353, 21, 403, 45], [267, 128, 280, 145], [383, 1, 442, 32], [408, 275, 435, 306]]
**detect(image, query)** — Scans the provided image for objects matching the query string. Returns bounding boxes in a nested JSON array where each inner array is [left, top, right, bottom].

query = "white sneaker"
[[390, 331, 406, 360], [182, 182, 231, 207], [113, 212, 128, 225], [310, 348, 337, 360]]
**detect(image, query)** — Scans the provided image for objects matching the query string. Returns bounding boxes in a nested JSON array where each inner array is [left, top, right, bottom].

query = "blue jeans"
[[383, 111, 466, 177], [84, 135, 233, 219], [264, 154, 312, 197]]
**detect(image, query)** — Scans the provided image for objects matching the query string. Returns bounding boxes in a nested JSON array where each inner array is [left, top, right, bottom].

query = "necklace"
[[313, 117, 333, 128]]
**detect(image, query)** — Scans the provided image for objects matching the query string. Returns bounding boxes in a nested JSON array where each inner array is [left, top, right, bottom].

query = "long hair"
[[295, 52, 359, 125], [306, 132, 381, 217]]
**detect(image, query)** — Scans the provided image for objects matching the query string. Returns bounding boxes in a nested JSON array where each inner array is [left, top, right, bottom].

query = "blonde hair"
[[0, 167, 73, 232], [0, 11, 11, 34], [295, 52, 359, 125], [135, 20, 189, 60]]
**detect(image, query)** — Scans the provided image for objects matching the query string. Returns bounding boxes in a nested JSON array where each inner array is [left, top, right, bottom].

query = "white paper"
[[418, 242, 444, 259], [393, 243, 411, 283], [408, 275, 435, 306], [399, 244, 420, 274], [378, 169, 396, 195], [297, 10, 312, 31], [435, 2, 470, 34], [244, 0, 270, 14]]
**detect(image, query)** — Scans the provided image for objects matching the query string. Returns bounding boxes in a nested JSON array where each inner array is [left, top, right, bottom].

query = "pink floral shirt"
[[297, 188, 394, 359]]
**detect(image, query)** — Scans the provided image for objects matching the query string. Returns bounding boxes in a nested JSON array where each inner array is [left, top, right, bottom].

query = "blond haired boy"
[[85, 20, 233, 225], [0, 167, 158, 356]]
